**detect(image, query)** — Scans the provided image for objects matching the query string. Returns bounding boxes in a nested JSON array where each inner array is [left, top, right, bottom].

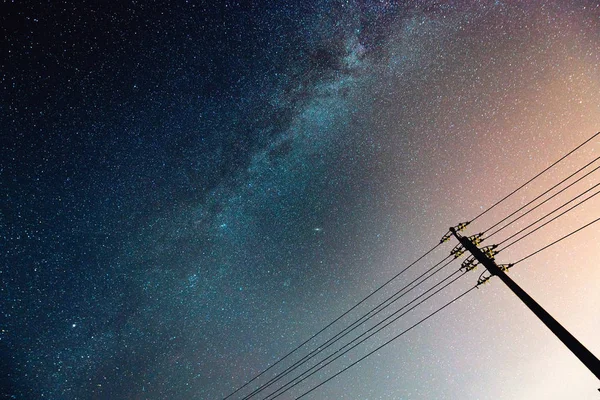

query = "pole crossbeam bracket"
[[441, 222, 471, 244]]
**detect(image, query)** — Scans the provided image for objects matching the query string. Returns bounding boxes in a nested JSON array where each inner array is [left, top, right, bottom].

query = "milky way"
[[3, 1, 600, 399]]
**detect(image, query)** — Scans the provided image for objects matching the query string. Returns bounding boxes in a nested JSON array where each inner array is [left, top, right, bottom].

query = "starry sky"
[[2, 1, 600, 399]]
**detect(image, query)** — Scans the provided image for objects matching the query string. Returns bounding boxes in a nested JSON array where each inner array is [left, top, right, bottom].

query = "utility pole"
[[449, 226, 600, 381]]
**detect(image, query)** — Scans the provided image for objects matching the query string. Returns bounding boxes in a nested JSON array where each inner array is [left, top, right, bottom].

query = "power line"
[[251, 174, 598, 399], [221, 242, 441, 400], [240, 255, 454, 400], [498, 184, 600, 251], [512, 217, 600, 266], [265, 268, 465, 400], [224, 132, 600, 400], [260, 260, 458, 399], [483, 158, 600, 238], [294, 283, 478, 400], [242, 179, 595, 398], [468, 131, 599, 224]]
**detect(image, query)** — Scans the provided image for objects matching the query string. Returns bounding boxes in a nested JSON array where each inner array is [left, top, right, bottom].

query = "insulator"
[[451, 243, 463, 254], [498, 263, 514, 272], [480, 245, 498, 259], [462, 263, 478, 272], [477, 276, 491, 286], [440, 232, 452, 244], [460, 256, 476, 270], [451, 243, 464, 258], [453, 249, 465, 259], [463, 256, 479, 271], [461, 257, 474, 267], [467, 233, 484, 246], [454, 221, 470, 232]]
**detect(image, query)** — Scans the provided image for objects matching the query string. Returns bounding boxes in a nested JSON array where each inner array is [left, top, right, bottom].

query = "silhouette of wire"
[[221, 243, 441, 400], [294, 283, 478, 400], [240, 255, 454, 400], [483, 158, 600, 238], [469, 131, 600, 225], [253, 257, 456, 400], [498, 184, 600, 251], [265, 268, 466, 400], [512, 217, 600, 266]]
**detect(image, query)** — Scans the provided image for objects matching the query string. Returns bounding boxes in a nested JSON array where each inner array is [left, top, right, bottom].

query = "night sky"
[[2, 1, 600, 399]]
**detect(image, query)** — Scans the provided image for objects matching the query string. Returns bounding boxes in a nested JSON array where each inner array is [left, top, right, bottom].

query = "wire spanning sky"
[[2, 1, 600, 399]]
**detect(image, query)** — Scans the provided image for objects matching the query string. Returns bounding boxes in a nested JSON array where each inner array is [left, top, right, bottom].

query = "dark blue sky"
[[3, 1, 600, 399]]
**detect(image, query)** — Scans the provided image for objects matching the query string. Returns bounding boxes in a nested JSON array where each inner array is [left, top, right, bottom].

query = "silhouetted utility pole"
[[449, 226, 600, 381]]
